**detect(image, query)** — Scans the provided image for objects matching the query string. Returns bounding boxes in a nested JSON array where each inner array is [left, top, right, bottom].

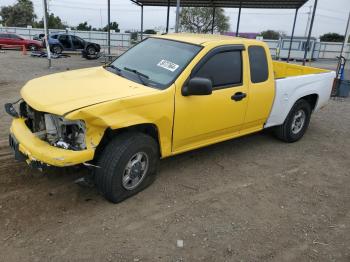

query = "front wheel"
[[86, 45, 97, 55], [94, 132, 159, 203], [274, 99, 312, 143]]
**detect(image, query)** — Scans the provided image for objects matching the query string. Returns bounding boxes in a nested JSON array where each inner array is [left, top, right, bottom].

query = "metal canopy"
[[128, 0, 315, 65], [131, 0, 308, 9]]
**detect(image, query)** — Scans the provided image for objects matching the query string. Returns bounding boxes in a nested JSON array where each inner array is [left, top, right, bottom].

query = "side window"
[[248, 46, 268, 83], [10, 34, 21, 39], [193, 51, 242, 89]]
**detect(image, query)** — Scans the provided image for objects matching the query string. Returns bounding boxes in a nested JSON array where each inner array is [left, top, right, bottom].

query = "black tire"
[[94, 132, 159, 203], [28, 44, 37, 51], [86, 45, 97, 55], [52, 44, 63, 54], [274, 99, 312, 143]]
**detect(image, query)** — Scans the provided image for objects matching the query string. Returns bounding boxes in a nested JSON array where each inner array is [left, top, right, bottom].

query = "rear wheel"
[[94, 132, 159, 203], [274, 99, 311, 143], [27, 44, 37, 51], [52, 44, 63, 54]]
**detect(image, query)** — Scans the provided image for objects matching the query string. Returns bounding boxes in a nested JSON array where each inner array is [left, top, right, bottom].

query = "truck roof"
[[155, 33, 260, 46]]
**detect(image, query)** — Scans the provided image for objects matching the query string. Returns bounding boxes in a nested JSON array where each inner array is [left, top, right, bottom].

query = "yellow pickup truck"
[[6, 34, 335, 203]]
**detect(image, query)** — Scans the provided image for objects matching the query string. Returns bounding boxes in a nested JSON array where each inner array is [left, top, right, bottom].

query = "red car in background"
[[0, 32, 42, 50]]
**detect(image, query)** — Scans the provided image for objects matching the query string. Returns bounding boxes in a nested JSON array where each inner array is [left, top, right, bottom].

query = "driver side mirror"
[[182, 77, 213, 96]]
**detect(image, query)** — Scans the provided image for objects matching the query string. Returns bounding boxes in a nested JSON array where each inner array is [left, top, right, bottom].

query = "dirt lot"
[[0, 51, 349, 262]]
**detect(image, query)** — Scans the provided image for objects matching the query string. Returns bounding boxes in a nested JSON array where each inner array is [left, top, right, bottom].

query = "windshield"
[[110, 38, 202, 89]]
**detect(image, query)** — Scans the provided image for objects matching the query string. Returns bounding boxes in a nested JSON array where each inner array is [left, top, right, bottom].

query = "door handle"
[[231, 92, 247, 101]]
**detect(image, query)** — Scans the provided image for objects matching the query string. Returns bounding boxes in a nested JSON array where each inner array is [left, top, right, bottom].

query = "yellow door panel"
[[173, 45, 250, 153], [242, 45, 275, 131], [173, 86, 248, 152]]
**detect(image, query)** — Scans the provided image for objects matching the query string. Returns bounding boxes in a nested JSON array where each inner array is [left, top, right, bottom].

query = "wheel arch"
[[86, 44, 97, 51], [94, 123, 162, 161], [265, 91, 320, 128], [50, 43, 63, 53], [299, 93, 318, 111]]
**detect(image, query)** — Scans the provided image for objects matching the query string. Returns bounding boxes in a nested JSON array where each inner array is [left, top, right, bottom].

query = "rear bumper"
[[10, 118, 94, 167]]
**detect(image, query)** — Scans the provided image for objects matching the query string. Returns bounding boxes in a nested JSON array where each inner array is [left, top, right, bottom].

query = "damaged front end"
[[6, 100, 98, 167], [19, 101, 87, 151]]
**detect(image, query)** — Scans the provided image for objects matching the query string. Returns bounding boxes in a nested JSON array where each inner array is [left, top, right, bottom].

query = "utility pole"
[[304, 5, 312, 37], [107, 0, 110, 56], [236, 1, 242, 36], [303, 0, 318, 65], [175, 0, 180, 33], [42, 0, 51, 68], [140, 5, 144, 40], [100, 9, 103, 29]]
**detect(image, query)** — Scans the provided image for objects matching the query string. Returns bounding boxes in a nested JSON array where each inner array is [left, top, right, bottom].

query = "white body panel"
[[265, 71, 336, 128]]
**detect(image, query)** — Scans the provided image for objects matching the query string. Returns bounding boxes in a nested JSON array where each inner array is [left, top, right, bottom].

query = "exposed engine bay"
[[19, 101, 86, 151]]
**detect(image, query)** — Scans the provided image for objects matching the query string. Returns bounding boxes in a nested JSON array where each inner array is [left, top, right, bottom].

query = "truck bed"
[[265, 62, 336, 128], [273, 61, 329, 79]]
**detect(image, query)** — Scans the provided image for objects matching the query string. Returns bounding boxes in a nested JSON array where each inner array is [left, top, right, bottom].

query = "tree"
[[259, 30, 281, 40], [144, 29, 157, 34], [320, 33, 345, 42], [76, 21, 92, 31], [179, 7, 229, 33], [0, 0, 36, 27], [103, 22, 120, 32], [33, 13, 68, 29]]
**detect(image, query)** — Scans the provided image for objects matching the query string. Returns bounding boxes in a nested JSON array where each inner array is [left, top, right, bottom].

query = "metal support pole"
[[303, 0, 318, 65], [304, 6, 312, 37], [287, 8, 298, 63], [141, 5, 144, 40], [42, 0, 51, 68], [166, 0, 170, 33], [175, 0, 180, 33], [211, 7, 216, 34], [236, 1, 242, 37], [107, 0, 111, 55], [339, 12, 350, 58]]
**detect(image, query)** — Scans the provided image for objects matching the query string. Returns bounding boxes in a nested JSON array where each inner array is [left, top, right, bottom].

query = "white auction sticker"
[[157, 59, 179, 72]]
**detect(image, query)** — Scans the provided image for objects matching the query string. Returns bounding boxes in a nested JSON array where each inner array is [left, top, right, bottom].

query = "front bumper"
[[10, 118, 94, 167]]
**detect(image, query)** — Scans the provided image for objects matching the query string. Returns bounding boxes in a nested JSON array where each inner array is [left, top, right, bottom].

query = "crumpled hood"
[[21, 66, 157, 115]]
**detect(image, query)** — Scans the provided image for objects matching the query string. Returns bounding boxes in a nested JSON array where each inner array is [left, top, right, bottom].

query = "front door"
[[172, 45, 249, 153]]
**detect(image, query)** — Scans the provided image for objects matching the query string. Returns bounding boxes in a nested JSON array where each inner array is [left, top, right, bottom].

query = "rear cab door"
[[172, 44, 250, 153], [241, 43, 275, 134], [71, 35, 85, 51]]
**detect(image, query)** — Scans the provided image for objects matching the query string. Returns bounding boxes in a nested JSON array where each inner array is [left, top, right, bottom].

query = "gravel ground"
[[0, 51, 349, 262]]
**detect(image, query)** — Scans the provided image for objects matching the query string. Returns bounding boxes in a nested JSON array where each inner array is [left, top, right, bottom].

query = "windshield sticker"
[[157, 60, 179, 72]]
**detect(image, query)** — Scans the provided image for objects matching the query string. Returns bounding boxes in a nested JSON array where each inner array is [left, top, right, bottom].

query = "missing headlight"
[[44, 114, 87, 151], [19, 101, 87, 151]]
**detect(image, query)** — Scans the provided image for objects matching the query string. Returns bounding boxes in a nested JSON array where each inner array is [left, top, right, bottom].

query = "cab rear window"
[[248, 46, 269, 83]]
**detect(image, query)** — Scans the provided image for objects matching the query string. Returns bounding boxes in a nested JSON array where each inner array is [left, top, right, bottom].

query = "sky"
[[1, 0, 349, 37]]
